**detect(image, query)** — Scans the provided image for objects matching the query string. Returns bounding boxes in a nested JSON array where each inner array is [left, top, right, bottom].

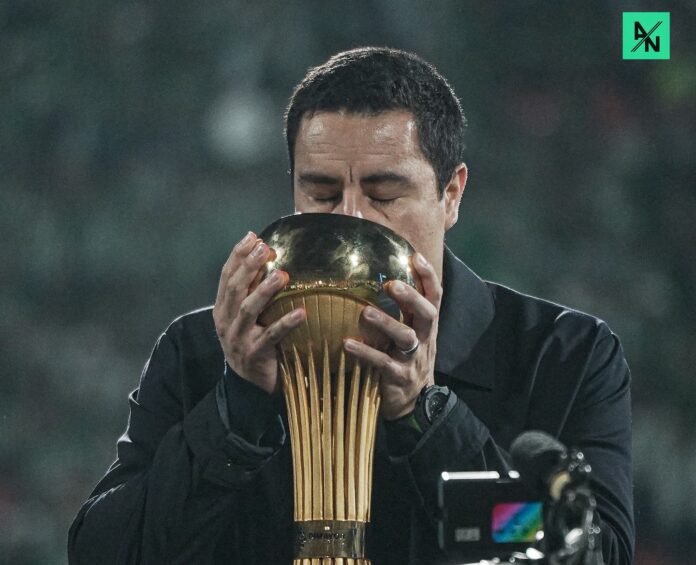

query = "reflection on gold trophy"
[[257, 213, 416, 564]]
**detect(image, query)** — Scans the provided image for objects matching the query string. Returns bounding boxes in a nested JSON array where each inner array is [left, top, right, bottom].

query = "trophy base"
[[294, 520, 367, 563], [294, 547, 371, 562]]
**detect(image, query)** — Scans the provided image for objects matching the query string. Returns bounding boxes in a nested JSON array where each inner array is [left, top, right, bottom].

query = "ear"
[[444, 163, 468, 231]]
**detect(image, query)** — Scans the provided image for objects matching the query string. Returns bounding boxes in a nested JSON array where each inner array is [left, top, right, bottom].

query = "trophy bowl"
[[258, 212, 418, 372]]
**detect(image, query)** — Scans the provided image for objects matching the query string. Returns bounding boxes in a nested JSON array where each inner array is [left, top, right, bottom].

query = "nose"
[[331, 186, 365, 219]]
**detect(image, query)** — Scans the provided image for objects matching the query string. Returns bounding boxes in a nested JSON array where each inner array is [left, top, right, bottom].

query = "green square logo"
[[623, 12, 670, 60]]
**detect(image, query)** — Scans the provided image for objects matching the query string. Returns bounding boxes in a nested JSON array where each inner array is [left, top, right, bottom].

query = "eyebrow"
[[297, 171, 413, 192], [297, 172, 341, 186], [360, 171, 412, 186], [298, 171, 413, 187]]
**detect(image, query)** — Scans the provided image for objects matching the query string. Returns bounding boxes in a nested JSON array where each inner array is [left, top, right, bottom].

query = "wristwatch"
[[414, 384, 451, 432]]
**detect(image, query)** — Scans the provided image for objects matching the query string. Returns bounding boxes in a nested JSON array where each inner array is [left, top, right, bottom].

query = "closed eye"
[[312, 195, 397, 206], [371, 196, 397, 206]]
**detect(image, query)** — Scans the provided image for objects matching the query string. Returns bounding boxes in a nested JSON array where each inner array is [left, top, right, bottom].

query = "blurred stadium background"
[[2, 1, 695, 563]]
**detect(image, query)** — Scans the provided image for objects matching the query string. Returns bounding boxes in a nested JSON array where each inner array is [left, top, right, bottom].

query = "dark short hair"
[[284, 47, 467, 198]]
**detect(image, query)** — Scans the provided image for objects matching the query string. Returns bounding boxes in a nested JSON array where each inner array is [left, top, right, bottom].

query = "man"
[[68, 47, 633, 564]]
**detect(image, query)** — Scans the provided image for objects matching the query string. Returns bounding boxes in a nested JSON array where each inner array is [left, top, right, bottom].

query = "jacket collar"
[[434, 246, 496, 389]]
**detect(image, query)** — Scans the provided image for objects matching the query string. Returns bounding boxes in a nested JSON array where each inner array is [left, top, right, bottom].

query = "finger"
[[249, 246, 277, 294], [384, 280, 438, 342], [224, 240, 272, 317], [362, 306, 418, 352], [343, 338, 404, 382], [255, 307, 307, 350], [232, 268, 289, 335], [215, 231, 257, 305], [411, 252, 442, 309]]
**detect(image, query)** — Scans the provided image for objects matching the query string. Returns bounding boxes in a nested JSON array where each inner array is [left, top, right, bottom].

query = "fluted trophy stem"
[[280, 338, 379, 563]]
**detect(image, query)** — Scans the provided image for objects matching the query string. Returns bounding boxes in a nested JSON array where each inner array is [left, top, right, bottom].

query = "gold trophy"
[[257, 213, 417, 564]]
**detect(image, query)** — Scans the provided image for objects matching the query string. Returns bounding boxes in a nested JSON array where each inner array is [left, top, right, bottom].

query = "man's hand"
[[213, 232, 307, 395], [344, 252, 441, 420]]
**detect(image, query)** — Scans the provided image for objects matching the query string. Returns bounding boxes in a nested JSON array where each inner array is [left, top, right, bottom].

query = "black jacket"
[[68, 247, 634, 564]]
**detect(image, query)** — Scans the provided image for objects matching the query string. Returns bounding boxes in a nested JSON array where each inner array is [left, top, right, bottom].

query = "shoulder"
[[163, 304, 222, 370], [486, 280, 629, 400], [485, 280, 616, 349], [483, 283, 630, 441], [159, 305, 224, 412], [484, 281, 628, 396], [165, 305, 216, 342]]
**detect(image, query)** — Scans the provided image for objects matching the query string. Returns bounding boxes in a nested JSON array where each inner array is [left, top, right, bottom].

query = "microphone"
[[510, 431, 604, 565], [510, 431, 585, 502]]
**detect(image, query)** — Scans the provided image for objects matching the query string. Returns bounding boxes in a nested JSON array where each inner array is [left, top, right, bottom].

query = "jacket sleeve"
[[67, 330, 284, 565], [383, 322, 634, 565]]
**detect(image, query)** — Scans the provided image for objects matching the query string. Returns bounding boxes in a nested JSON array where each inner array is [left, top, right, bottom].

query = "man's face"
[[293, 110, 465, 279]]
